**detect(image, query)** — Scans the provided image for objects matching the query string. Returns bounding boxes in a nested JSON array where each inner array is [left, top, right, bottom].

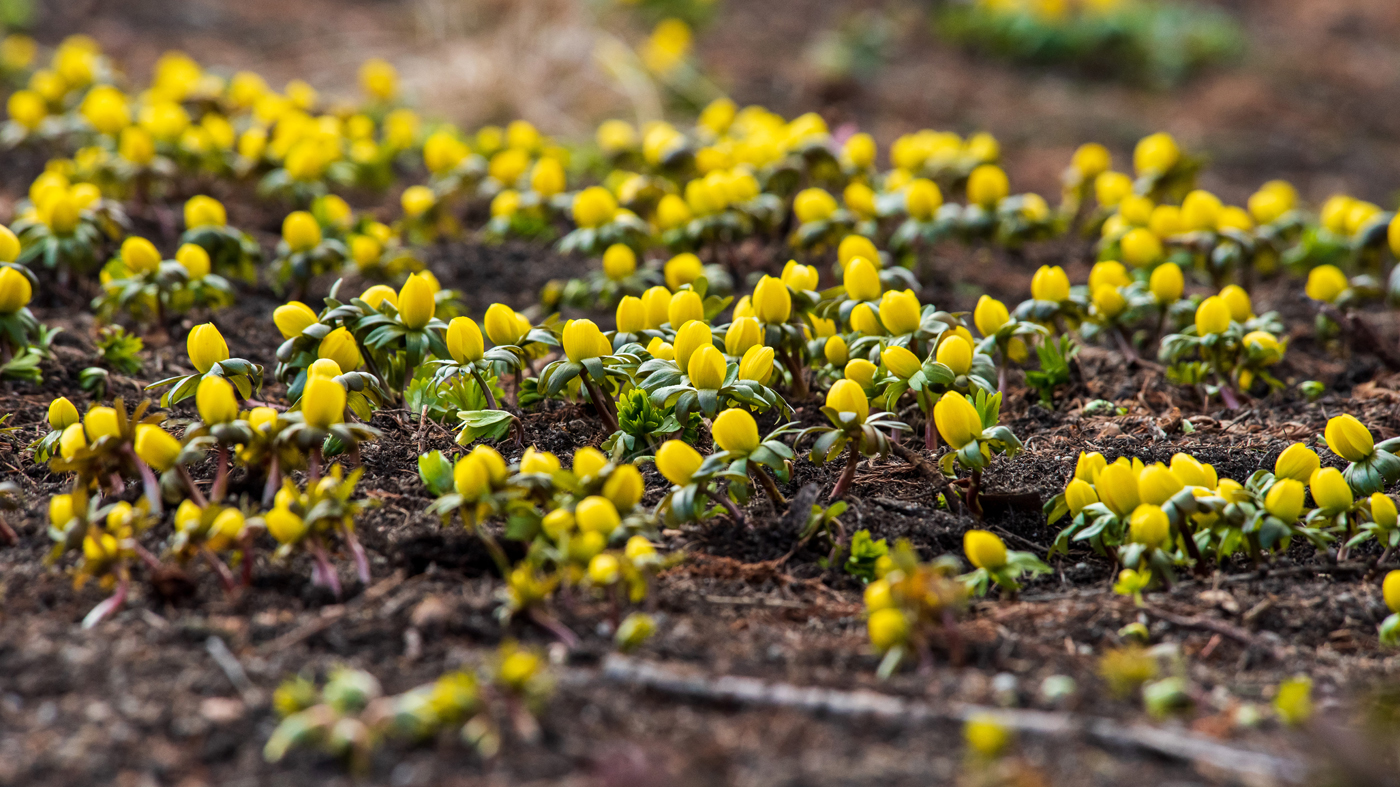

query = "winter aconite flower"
[[397, 273, 436, 329], [933, 391, 981, 449], [187, 323, 229, 373], [1129, 505, 1170, 549], [282, 211, 322, 252], [1030, 265, 1069, 303], [964, 530, 1007, 570], [843, 257, 882, 302], [0, 267, 32, 313], [1265, 478, 1305, 522], [1325, 414, 1374, 462], [196, 375, 238, 424], [1310, 467, 1353, 512], [1274, 443, 1319, 482], [301, 376, 346, 429], [1193, 296, 1231, 335], [826, 379, 869, 424], [656, 440, 703, 486], [274, 302, 318, 339], [446, 317, 484, 364], [752, 276, 792, 325], [712, 408, 760, 454], [134, 424, 181, 473]]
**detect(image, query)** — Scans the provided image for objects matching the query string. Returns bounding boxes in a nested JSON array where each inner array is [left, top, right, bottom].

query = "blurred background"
[[21, 0, 1400, 206]]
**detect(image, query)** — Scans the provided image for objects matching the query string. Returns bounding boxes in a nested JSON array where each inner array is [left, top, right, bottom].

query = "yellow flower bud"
[[174, 243, 210, 279], [864, 579, 893, 611], [1120, 227, 1163, 268], [604, 464, 644, 510], [1138, 464, 1183, 506], [1095, 172, 1132, 208], [134, 424, 181, 473], [687, 345, 727, 390], [881, 345, 921, 380], [826, 379, 870, 424], [1092, 285, 1127, 320], [867, 607, 908, 651], [562, 318, 607, 363], [121, 236, 162, 274], [0, 266, 31, 315], [845, 359, 877, 389], [905, 178, 942, 220], [878, 289, 921, 336], [646, 337, 674, 361], [657, 439, 703, 486], [1168, 453, 1214, 488], [1273, 443, 1319, 483], [1089, 261, 1130, 292], [934, 391, 982, 449], [738, 345, 774, 385], [186, 323, 229, 373], [308, 359, 341, 380], [441, 316, 484, 365], [843, 132, 876, 168], [636, 286, 669, 330], [750, 275, 791, 325], [1129, 504, 1170, 549], [667, 289, 704, 327], [577, 495, 621, 535], [972, 296, 1010, 338], [1031, 265, 1070, 303], [655, 194, 692, 231], [0, 226, 18, 264], [1311, 467, 1354, 512], [483, 303, 527, 347], [395, 273, 436, 329], [1193, 296, 1231, 335], [964, 529, 1007, 570], [824, 334, 849, 367], [1133, 132, 1180, 176], [519, 447, 560, 475], [844, 256, 882, 302], [1066, 478, 1099, 515], [712, 408, 760, 454], [844, 181, 877, 218], [1371, 494, 1397, 529], [1325, 414, 1374, 462], [317, 326, 362, 372], [399, 185, 435, 219], [1149, 262, 1184, 302], [273, 302, 318, 340], [196, 375, 238, 425], [1305, 265, 1348, 304], [84, 407, 120, 442], [723, 317, 762, 357], [664, 252, 703, 292], [793, 187, 837, 223], [673, 320, 713, 371], [612, 296, 645, 335], [572, 186, 618, 229], [530, 157, 566, 197], [837, 236, 880, 272], [541, 508, 574, 539], [934, 335, 972, 375], [47, 396, 80, 430], [282, 211, 322, 252], [602, 244, 637, 280], [1384, 570, 1400, 614], [59, 423, 87, 459], [50, 493, 76, 528], [1265, 478, 1305, 522], [1072, 143, 1111, 177], [1219, 284, 1252, 322], [967, 165, 1009, 207], [1180, 190, 1222, 232], [1074, 451, 1107, 483], [266, 508, 307, 544], [1096, 462, 1141, 517], [301, 376, 346, 429], [1217, 206, 1253, 233], [588, 553, 621, 585]]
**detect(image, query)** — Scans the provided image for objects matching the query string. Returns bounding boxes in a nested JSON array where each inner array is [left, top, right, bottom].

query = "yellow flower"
[[1371, 494, 1397, 529], [121, 236, 162, 274], [248, 407, 278, 433], [602, 244, 636, 280], [1075, 451, 1107, 483], [1120, 228, 1163, 268], [1149, 263, 1184, 302], [1066, 478, 1099, 515], [881, 345, 922, 379], [572, 186, 617, 229], [318, 327, 362, 372], [59, 423, 87, 459], [1096, 463, 1141, 517], [84, 406, 120, 442], [905, 178, 942, 220], [965, 715, 1011, 759], [1169, 453, 1216, 488], [274, 302, 318, 339], [964, 529, 1007, 570], [400, 185, 435, 218], [739, 345, 774, 385], [282, 211, 322, 252], [1242, 331, 1283, 365], [793, 187, 837, 223], [445, 316, 484, 364], [724, 317, 763, 356], [867, 607, 908, 651], [1072, 143, 1111, 177], [1092, 285, 1127, 319], [1138, 464, 1183, 506], [1180, 190, 1222, 232], [780, 260, 819, 291], [1133, 132, 1180, 176], [639, 286, 671, 330], [657, 439, 704, 486], [936, 335, 973, 375], [134, 424, 181, 473], [483, 303, 529, 347], [587, 553, 620, 585], [845, 181, 877, 218], [824, 334, 849, 366], [1219, 284, 1253, 321], [668, 289, 704, 327], [843, 132, 876, 168], [826, 379, 870, 424], [1217, 206, 1253, 233], [1305, 265, 1348, 303], [605, 465, 645, 510], [196, 375, 238, 424], [266, 508, 307, 544], [6, 89, 45, 129], [849, 302, 882, 336], [0, 226, 18, 263], [48, 397, 80, 430], [837, 236, 879, 272], [646, 337, 675, 361], [49, 493, 76, 528], [1094, 172, 1132, 208], [301, 376, 346, 429], [970, 296, 1011, 339], [0, 267, 32, 313], [664, 252, 703, 291], [934, 391, 982, 449], [357, 285, 396, 312], [562, 318, 609, 363], [176, 244, 210, 279], [1311, 467, 1354, 511], [596, 119, 637, 154], [687, 345, 727, 390], [1129, 504, 1170, 549], [673, 320, 714, 370], [396, 273, 436, 329], [577, 496, 621, 536], [845, 359, 877, 389], [358, 57, 397, 100], [844, 256, 882, 301], [530, 157, 566, 197], [1269, 443, 1318, 483], [712, 408, 760, 455], [1089, 261, 1130, 292], [878, 289, 921, 335], [187, 323, 229, 373], [1193, 296, 1231, 335], [1030, 265, 1070, 303], [1325, 414, 1374, 462], [1265, 478, 1305, 522], [967, 165, 1009, 207]]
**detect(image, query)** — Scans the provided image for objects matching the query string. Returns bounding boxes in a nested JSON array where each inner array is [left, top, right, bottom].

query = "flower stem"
[[780, 348, 809, 401], [708, 488, 746, 525], [211, 445, 229, 502], [752, 465, 786, 505], [581, 374, 619, 433], [177, 465, 207, 508], [830, 446, 861, 501], [262, 453, 281, 509], [470, 366, 499, 411]]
